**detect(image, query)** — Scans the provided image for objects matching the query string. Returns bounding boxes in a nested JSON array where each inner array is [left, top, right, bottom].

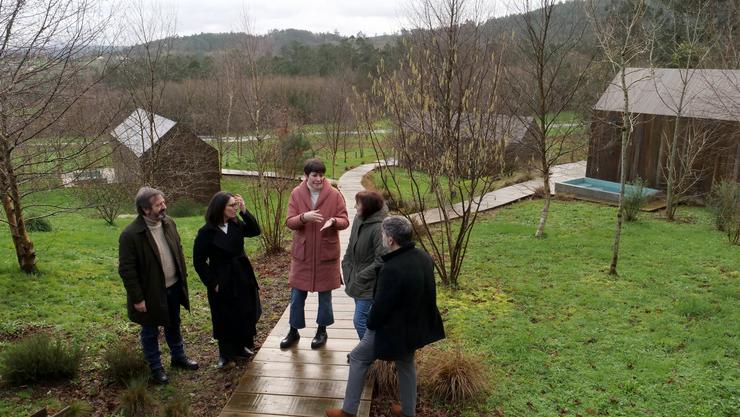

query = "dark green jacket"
[[118, 215, 190, 326], [341, 208, 388, 299]]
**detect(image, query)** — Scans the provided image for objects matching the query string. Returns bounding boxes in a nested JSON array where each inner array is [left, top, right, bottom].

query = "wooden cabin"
[[110, 109, 220, 204], [587, 68, 739, 194]]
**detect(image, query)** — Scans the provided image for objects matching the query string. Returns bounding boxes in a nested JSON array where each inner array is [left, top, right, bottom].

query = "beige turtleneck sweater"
[[144, 216, 178, 288]]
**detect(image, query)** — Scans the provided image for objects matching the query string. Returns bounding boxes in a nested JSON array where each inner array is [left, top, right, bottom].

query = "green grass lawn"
[[367, 167, 534, 208], [437, 200, 739, 417], [217, 135, 383, 179]]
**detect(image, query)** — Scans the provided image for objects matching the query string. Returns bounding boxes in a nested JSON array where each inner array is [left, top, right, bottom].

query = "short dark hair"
[[382, 216, 413, 246], [303, 158, 326, 176], [205, 191, 233, 226], [355, 191, 384, 218], [135, 187, 164, 215]]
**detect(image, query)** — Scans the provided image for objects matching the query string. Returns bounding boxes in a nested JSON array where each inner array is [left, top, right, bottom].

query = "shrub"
[[624, 177, 648, 222], [367, 360, 399, 398], [417, 346, 489, 404], [278, 131, 312, 176], [167, 199, 204, 218], [26, 217, 53, 232], [104, 344, 150, 385], [0, 334, 82, 385], [708, 181, 740, 244], [67, 400, 93, 417], [120, 377, 154, 417], [162, 396, 191, 417]]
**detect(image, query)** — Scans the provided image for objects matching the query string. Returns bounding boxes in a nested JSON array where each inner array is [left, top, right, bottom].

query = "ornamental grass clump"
[[104, 343, 149, 385], [162, 396, 191, 417], [120, 377, 154, 417], [418, 346, 490, 405], [0, 334, 82, 385]]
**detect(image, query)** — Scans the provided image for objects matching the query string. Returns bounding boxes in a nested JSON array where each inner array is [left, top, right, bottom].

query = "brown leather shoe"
[[391, 403, 411, 417], [325, 408, 355, 417]]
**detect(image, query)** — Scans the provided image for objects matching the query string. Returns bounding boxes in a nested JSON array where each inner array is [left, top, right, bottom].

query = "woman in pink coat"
[[281, 159, 349, 350]]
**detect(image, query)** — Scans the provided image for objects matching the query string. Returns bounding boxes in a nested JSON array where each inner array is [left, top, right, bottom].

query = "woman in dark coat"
[[341, 191, 387, 340], [193, 192, 261, 368]]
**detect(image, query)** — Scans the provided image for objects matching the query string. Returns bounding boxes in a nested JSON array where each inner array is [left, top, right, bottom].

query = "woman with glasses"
[[193, 192, 261, 368]]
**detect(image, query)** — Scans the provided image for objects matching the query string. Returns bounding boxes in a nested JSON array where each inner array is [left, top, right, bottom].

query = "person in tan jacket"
[[281, 159, 349, 349]]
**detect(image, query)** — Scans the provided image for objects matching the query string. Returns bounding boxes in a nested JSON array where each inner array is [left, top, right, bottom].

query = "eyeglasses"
[[228, 203, 239, 208]]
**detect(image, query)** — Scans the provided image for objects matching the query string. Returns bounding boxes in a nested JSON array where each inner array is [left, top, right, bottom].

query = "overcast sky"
[[161, 0, 512, 37]]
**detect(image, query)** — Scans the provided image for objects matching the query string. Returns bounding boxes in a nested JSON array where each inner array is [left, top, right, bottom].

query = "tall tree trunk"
[[2, 177, 37, 273], [535, 171, 552, 238], [609, 115, 631, 276], [665, 103, 684, 220]]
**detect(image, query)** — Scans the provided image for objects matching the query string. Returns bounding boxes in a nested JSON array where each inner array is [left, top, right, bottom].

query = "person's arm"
[[285, 191, 306, 230], [238, 208, 261, 237], [192, 229, 215, 289], [366, 265, 402, 330], [331, 192, 350, 230], [118, 232, 144, 305], [354, 228, 387, 287]]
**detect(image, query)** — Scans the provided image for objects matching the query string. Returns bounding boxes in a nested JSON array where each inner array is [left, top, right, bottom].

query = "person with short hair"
[[281, 158, 349, 349], [342, 191, 388, 340], [118, 187, 198, 385], [326, 216, 445, 417], [193, 192, 261, 368]]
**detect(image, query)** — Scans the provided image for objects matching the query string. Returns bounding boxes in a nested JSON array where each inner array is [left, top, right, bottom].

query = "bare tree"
[[357, 0, 508, 288], [318, 73, 352, 177], [506, 0, 593, 238], [0, 0, 115, 272], [116, 0, 176, 187], [234, 15, 292, 254], [586, 0, 650, 276]]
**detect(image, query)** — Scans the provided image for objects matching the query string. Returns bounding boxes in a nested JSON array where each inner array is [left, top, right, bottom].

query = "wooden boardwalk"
[[218, 161, 586, 417]]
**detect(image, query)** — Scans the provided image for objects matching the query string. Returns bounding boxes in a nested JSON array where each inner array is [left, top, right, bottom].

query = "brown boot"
[[391, 403, 412, 417], [325, 408, 355, 417]]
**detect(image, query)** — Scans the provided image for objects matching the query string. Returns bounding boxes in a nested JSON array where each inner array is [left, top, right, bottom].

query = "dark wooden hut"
[[587, 68, 739, 194], [110, 109, 220, 204]]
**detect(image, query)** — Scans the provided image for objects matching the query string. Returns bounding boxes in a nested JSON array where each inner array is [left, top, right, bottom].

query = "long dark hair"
[[205, 191, 233, 226]]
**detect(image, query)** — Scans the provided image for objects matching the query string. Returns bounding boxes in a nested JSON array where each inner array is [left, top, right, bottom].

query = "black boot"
[[280, 326, 300, 349], [311, 325, 328, 349]]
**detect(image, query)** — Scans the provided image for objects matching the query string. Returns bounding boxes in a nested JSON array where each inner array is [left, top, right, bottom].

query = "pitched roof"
[[593, 68, 740, 122], [110, 109, 177, 157]]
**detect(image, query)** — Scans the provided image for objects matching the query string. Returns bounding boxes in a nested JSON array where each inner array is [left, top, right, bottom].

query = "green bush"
[[708, 180, 740, 244], [26, 217, 53, 232], [0, 334, 82, 385], [162, 396, 191, 417], [120, 377, 154, 417], [278, 131, 312, 176], [624, 177, 648, 222], [166, 199, 204, 218], [104, 344, 150, 385]]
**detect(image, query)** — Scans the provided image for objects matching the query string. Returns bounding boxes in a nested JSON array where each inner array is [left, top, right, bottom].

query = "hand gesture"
[[320, 218, 336, 231], [234, 194, 246, 212], [302, 210, 324, 223], [134, 300, 147, 312]]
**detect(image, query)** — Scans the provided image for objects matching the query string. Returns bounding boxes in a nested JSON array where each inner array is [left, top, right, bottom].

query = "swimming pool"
[[554, 177, 661, 203]]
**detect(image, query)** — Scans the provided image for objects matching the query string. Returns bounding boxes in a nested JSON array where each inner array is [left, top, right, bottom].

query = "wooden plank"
[[243, 361, 350, 381], [222, 393, 370, 417], [254, 348, 352, 366], [303, 304, 355, 312], [262, 336, 358, 352], [233, 375, 371, 400]]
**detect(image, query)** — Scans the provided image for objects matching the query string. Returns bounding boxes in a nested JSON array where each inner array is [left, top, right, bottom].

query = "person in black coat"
[[193, 192, 261, 368], [326, 215, 445, 417]]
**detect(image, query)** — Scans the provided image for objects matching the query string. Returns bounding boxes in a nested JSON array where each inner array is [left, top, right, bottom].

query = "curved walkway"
[[218, 161, 585, 417]]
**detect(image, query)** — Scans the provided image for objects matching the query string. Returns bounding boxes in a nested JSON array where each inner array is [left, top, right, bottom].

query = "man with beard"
[[118, 187, 198, 384]]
